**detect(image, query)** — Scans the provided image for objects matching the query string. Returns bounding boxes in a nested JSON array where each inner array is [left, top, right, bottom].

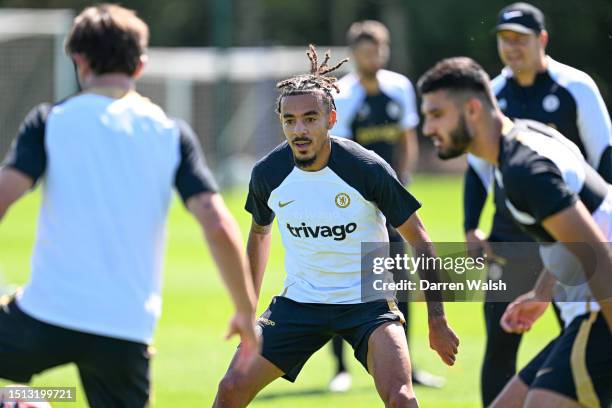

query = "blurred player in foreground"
[[419, 56, 612, 408], [213, 45, 459, 408], [464, 2, 612, 404], [0, 5, 257, 407]]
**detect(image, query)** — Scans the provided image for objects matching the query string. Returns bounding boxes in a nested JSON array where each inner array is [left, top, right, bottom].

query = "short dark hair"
[[276, 44, 348, 114], [65, 4, 149, 76], [417, 57, 496, 106], [346, 20, 389, 48]]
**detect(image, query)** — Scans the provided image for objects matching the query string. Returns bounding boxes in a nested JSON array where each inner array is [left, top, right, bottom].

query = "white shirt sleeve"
[[467, 153, 494, 192], [332, 73, 362, 138], [398, 78, 420, 130], [332, 94, 354, 138], [566, 75, 612, 169]]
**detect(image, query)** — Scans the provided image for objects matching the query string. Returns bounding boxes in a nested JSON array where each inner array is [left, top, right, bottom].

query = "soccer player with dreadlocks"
[[213, 45, 459, 408], [330, 20, 442, 392]]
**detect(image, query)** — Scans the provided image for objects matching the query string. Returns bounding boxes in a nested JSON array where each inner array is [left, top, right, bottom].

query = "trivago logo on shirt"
[[286, 222, 357, 241]]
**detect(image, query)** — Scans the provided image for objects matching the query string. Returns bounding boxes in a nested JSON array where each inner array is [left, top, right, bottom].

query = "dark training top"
[[494, 118, 611, 325], [495, 119, 608, 243], [464, 57, 612, 241], [333, 70, 420, 171]]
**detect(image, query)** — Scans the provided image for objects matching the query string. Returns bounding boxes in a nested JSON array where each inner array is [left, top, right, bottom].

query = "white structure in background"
[[141, 47, 350, 186], [0, 9, 75, 158], [0, 8, 350, 185], [0, 8, 75, 101]]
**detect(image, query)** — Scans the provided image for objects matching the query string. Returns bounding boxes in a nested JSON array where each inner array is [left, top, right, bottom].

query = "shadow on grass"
[[255, 385, 372, 401]]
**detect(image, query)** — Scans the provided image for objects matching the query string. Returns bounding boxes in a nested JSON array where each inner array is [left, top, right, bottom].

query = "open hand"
[[225, 311, 260, 373], [428, 316, 460, 366], [500, 292, 549, 334]]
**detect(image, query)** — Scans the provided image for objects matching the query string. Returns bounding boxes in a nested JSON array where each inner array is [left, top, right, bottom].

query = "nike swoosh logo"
[[278, 200, 295, 208], [535, 367, 553, 377]]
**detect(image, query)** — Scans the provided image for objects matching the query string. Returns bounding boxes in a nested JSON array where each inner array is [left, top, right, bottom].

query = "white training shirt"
[[245, 137, 421, 304], [2, 90, 217, 344]]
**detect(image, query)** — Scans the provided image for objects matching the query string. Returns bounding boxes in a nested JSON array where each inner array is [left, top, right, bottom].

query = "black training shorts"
[[0, 296, 152, 407], [257, 296, 405, 382], [519, 311, 612, 407]]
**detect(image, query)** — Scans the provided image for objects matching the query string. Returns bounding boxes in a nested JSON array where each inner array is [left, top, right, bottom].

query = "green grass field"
[[0, 174, 559, 407]]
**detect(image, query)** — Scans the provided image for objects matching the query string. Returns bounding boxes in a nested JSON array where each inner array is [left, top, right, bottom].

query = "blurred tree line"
[[2, 0, 610, 105]]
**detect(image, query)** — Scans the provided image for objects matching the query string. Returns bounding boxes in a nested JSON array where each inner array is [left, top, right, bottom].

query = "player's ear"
[[379, 43, 390, 66], [328, 109, 337, 129], [539, 30, 549, 50], [71, 53, 90, 75], [132, 54, 148, 79], [71, 53, 91, 89], [465, 97, 483, 120]]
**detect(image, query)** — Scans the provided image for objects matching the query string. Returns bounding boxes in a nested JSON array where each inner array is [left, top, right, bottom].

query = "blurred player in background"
[[213, 45, 459, 408], [419, 56, 612, 408], [0, 5, 257, 407], [332, 20, 441, 392], [463, 3, 612, 405], [334, 20, 419, 186]]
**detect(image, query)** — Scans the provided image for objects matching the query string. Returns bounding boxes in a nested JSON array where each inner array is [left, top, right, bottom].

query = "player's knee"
[[386, 386, 418, 408], [215, 374, 247, 408]]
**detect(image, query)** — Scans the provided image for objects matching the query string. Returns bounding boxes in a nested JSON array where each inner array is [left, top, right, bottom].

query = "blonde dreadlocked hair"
[[276, 44, 349, 113]]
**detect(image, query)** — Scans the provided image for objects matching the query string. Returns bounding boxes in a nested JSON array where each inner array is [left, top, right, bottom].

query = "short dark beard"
[[294, 155, 317, 168], [438, 115, 471, 160]]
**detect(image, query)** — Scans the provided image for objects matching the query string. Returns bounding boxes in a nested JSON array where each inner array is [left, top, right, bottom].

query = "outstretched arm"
[[247, 218, 273, 302], [187, 192, 258, 367], [542, 201, 612, 333], [0, 103, 50, 221], [0, 167, 33, 222], [396, 213, 460, 365], [397, 213, 444, 317], [187, 192, 256, 314]]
